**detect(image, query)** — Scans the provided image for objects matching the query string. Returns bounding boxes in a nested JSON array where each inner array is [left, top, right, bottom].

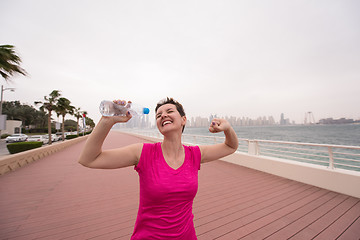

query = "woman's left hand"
[[201, 118, 238, 163], [209, 118, 231, 133]]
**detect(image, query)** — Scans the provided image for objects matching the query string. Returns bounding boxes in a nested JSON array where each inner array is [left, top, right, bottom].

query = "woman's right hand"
[[102, 99, 132, 124]]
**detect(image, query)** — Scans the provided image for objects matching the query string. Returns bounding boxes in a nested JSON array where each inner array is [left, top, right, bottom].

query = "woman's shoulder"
[[184, 145, 201, 170], [141, 142, 161, 153], [135, 142, 161, 171], [143, 142, 160, 148], [184, 144, 200, 151], [184, 145, 201, 157]]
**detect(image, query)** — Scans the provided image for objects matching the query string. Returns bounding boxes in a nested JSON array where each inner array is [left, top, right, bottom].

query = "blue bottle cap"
[[143, 108, 150, 114]]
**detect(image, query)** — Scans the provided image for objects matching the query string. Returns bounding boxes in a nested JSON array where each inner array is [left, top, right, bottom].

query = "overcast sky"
[[1, 0, 359, 124]]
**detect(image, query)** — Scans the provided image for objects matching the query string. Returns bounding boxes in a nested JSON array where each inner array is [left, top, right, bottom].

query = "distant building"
[[269, 116, 276, 125], [194, 116, 209, 127], [280, 113, 291, 125], [2, 120, 22, 135], [319, 118, 358, 124], [280, 113, 286, 125]]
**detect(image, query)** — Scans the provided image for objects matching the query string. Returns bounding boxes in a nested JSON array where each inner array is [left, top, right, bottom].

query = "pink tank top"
[[131, 142, 201, 240]]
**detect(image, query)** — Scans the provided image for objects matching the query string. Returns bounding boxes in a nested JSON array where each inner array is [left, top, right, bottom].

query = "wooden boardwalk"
[[0, 131, 359, 240]]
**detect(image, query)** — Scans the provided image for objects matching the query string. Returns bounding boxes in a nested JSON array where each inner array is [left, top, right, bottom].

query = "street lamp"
[[0, 85, 16, 114], [0, 85, 16, 136]]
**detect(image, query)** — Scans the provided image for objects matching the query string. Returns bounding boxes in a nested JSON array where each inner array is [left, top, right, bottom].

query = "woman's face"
[[156, 103, 186, 134]]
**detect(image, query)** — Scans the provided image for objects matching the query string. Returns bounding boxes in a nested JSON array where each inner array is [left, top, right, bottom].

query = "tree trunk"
[[48, 112, 52, 145], [62, 114, 65, 141], [77, 117, 79, 135]]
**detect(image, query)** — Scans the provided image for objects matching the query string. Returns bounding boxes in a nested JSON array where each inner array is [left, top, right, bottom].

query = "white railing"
[[121, 130, 360, 172], [246, 139, 360, 171]]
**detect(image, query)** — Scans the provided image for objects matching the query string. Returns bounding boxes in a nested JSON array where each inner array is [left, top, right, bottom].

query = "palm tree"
[[34, 90, 61, 145], [74, 107, 87, 135], [0, 45, 27, 81], [55, 97, 75, 141]]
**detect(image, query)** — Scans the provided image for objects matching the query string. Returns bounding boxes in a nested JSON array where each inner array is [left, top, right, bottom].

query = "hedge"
[[7, 142, 43, 154], [65, 134, 78, 140]]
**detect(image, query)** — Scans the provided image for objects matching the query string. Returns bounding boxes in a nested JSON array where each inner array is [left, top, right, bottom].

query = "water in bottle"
[[99, 100, 150, 117]]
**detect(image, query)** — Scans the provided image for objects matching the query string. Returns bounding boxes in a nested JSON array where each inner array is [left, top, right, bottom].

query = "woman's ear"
[[181, 116, 187, 126]]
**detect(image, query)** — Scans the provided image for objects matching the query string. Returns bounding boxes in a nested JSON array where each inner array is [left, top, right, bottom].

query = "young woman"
[[78, 97, 238, 239]]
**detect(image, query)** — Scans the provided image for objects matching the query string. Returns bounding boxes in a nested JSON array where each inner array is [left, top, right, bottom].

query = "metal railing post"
[[248, 140, 259, 155], [247, 140, 252, 154], [328, 146, 334, 169]]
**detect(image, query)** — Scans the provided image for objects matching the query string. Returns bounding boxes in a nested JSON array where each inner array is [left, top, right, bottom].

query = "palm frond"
[[0, 45, 27, 81]]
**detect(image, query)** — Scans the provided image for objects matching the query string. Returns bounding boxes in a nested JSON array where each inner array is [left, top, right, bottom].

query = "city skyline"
[[115, 110, 359, 129], [3, 97, 356, 130]]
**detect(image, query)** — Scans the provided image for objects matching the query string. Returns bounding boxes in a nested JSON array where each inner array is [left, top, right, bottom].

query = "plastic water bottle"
[[99, 100, 150, 117]]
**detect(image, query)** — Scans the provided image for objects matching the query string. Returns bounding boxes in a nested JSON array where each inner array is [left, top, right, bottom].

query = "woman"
[[78, 97, 238, 239]]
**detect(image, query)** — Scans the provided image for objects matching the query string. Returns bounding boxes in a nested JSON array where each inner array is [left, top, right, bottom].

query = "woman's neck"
[[162, 134, 183, 156]]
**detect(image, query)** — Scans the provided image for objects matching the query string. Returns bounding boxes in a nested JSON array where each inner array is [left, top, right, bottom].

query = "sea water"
[[183, 124, 360, 146]]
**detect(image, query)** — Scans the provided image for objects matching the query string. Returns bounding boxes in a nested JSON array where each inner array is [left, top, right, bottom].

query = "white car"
[[55, 132, 63, 141], [5, 134, 28, 143], [27, 135, 48, 144], [43, 134, 59, 142], [51, 134, 60, 142]]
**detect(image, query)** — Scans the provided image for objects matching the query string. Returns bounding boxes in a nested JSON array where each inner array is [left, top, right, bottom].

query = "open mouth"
[[162, 120, 172, 126]]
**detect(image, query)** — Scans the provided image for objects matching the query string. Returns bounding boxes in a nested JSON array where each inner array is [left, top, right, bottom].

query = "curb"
[[0, 136, 88, 176]]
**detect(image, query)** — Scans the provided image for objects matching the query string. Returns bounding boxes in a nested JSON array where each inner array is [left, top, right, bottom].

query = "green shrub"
[[66, 134, 78, 140], [7, 142, 43, 154], [1, 134, 11, 139]]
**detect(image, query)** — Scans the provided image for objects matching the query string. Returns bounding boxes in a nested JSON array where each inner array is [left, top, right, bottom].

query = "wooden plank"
[[259, 193, 349, 239], [314, 199, 360, 239], [337, 215, 360, 240], [290, 196, 360, 239]]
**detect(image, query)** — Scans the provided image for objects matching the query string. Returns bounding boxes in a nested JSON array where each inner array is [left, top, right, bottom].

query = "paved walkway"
[[1, 131, 359, 239]]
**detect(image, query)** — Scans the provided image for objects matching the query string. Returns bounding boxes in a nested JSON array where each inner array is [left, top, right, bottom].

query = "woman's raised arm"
[[78, 103, 142, 169], [199, 118, 238, 163]]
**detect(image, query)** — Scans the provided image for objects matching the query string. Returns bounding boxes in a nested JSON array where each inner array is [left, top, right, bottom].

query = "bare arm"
[[78, 104, 142, 169], [199, 118, 238, 163]]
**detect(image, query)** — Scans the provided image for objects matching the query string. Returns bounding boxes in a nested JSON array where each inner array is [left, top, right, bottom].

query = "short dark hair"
[[155, 97, 186, 132], [155, 97, 186, 117]]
